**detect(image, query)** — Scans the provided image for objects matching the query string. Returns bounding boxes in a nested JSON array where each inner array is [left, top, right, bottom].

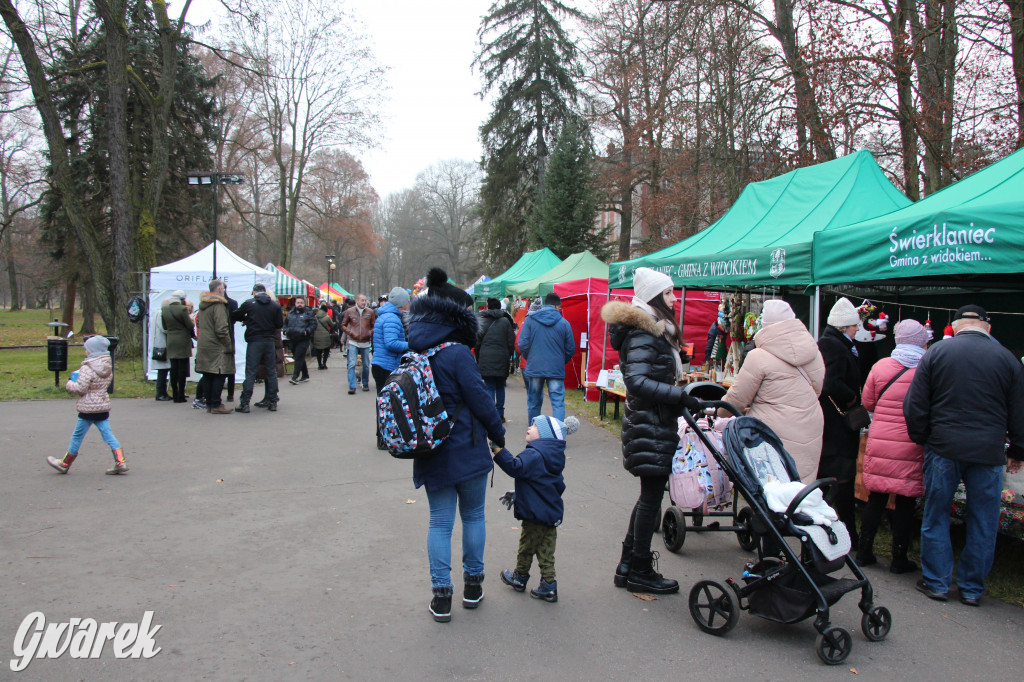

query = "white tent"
[[147, 241, 275, 382]]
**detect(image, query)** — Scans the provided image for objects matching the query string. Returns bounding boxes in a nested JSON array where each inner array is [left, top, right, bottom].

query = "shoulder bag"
[[828, 395, 871, 431]]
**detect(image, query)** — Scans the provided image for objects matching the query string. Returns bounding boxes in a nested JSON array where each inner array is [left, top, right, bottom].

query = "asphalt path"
[[1, 370, 1021, 680]]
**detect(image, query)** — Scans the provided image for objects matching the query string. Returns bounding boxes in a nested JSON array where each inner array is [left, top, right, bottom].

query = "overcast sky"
[[181, 0, 493, 200]]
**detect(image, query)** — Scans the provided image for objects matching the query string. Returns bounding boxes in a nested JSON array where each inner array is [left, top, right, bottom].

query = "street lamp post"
[[187, 172, 245, 279], [326, 255, 336, 302]]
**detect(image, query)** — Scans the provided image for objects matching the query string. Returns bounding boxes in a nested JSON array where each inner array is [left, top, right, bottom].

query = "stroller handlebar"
[[681, 400, 743, 430]]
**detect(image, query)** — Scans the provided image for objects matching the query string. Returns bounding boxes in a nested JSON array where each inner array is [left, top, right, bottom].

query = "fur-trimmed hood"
[[407, 294, 479, 350], [199, 291, 228, 309], [602, 300, 665, 351]]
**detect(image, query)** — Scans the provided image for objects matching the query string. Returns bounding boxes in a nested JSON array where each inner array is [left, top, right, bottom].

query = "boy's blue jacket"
[[372, 302, 408, 372], [493, 438, 566, 527]]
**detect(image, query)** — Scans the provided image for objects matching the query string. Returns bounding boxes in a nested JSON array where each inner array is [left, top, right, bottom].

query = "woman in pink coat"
[[856, 319, 929, 573]]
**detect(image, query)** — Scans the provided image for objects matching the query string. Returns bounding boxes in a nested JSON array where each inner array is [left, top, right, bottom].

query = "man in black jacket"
[[476, 298, 517, 422], [232, 284, 284, 412], [284, 298, 316, 385], [904, 304, 1024, 606]]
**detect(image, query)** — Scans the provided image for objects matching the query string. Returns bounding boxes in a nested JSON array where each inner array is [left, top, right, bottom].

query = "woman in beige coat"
[[719, 300, 825, 482]]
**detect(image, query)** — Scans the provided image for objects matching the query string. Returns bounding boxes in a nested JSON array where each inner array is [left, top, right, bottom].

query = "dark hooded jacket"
[[817, 324, 862, 461], [232, 292, 283, 342], [406, 295, 505, 492], [493, 438, 566, 527], [476, 309, 516, 378], [602, 300, 698, 477], [518, 305, 575, 379], [283, 306, 316, 342]]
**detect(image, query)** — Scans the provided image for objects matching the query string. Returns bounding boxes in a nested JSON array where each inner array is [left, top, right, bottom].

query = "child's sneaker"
[[530, 578, 557, 602], [429, 587, 452, 623], [500, 569, 529, 592]]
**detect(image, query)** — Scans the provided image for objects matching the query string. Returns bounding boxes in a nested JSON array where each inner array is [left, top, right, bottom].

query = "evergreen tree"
[[528, 119, 607, 259], [475, 0, 584, 270]]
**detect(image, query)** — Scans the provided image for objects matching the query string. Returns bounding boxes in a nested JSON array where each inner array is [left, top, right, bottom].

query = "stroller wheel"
[[735, 507, 757, 552], [688, 580, 739, 636], [662, 507, 686, 553], [861, 606, 892, 642], [816, 626, 852, 665]]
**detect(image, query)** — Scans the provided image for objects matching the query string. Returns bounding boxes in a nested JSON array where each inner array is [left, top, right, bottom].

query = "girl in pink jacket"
[[47, 336, 128, 475], [856, 319, 929, 572]]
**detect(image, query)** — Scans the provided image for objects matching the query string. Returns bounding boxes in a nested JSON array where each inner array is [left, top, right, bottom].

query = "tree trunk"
[[0, 1, 115, 330], [911, 0, 957, 195], [80, 280, 97, 335], [1007, 0, 1024, 149], [893, 0, 920, 200], [63, 278, 76, 330], [3, 227, 18, 311]]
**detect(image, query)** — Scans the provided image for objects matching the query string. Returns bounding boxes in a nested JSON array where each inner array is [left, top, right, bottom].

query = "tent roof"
[[813, 147, 1024, 287], [329, 282, 354, 298], [609, 150, 911, 289], [506, 251, 609, 298], [474, 248, 562, 298], [150, 241, 274, 294], [265, 263, 308, 296]]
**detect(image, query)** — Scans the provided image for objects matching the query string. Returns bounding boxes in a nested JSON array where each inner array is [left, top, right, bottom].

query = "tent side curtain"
[[506, 251, 609, 298], [608, 150, 911, 289], [265, 263, 307, 296], [474, 248, 563, 299], [812, 146, 1024, 287]]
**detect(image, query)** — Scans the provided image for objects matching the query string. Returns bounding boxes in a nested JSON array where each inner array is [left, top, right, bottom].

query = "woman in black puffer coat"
[[601, 268, 700, 594], [817, 297, 864, 546]]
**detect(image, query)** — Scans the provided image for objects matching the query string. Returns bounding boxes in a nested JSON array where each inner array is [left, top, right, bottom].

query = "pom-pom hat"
[[533, 415, 580, 441]]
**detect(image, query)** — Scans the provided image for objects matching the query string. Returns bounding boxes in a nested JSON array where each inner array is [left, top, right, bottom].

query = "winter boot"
[[106, 448, 128, 475], [889, 543, 918, 574], [626, 552, 679, 594], [429, 586, 453, 623], [46, 452, 77, 474], [530, 578, 558, 602], [463, 572, 484, 609], [614, 542, 632, 588], [500, 569, 530, 592], [855, 535, 878, 567]]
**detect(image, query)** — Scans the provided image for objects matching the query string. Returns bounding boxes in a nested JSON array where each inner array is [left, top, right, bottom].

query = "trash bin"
[[105, 336, 119, 394], [47, 338, 69, 388]]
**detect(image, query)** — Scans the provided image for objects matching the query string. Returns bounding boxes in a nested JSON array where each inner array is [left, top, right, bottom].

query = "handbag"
[[152, 346, 167, 362], [829, 395, 871, 431]]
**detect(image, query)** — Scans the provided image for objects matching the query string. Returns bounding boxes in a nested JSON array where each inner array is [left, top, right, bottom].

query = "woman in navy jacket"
[[406, 293, 505, 622]]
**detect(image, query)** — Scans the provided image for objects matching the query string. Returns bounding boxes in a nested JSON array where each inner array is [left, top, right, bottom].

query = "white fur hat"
[[761, 299, 795, 326], [827, 297, 860, 328], [633, 267, 674, 304]]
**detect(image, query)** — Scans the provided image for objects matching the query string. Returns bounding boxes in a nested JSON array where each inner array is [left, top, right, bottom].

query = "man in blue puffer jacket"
[[518, 292, 576, 424], [372, 286, 411, 449], [406, 290, 505, 623], [493, 414, 578, 603]]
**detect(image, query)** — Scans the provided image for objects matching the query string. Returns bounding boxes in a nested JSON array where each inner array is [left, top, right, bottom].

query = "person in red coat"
[[856, 319, 930, 572]]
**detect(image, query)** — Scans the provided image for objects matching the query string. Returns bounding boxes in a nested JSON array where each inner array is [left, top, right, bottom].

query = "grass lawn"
[[563, 386, 1024, 608], [0, 308, 107, 347], [0, 346, 153, 401]]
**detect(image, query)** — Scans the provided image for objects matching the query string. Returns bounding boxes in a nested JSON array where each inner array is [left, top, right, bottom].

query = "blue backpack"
[[377, 343, 461, 459]]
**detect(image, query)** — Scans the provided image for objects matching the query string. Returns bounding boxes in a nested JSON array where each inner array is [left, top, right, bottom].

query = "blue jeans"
[[920, 448, 1003, 599], [483, 377, 506, 419], [527, 377, 565, 424], [68, 417, 120, 454], [348, 345, 370, 390], [424, 473, 488, 588]]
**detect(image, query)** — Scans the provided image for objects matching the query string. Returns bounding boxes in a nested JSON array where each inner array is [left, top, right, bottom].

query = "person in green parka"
[[312, 302, 335, 370], [195, 279, 236, 414], [162, 290, 195, 403]]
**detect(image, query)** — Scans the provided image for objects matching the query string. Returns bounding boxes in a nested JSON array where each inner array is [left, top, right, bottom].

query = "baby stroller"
[[683, 401, 891, 665]]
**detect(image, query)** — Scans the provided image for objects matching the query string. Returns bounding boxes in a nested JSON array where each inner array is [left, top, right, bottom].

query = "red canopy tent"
[[552, 278, 720, 400]]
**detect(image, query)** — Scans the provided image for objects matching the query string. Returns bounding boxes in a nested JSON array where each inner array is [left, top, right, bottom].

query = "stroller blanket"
[[763, 480, 850, 561]]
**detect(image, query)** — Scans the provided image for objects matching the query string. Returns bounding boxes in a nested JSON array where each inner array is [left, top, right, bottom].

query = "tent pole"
[[600, 283, 610, 379], [142, 270, 149, 378], [812, 286, 821, 340]]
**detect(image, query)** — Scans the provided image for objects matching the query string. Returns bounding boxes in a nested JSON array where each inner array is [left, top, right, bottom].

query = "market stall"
[[266, 263, 316, 304], [506, 251, 609, 299], [147, 241, 274, 382], [473, 248, 562, 301]]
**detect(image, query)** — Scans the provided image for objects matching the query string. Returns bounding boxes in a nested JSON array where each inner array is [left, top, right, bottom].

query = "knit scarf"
[[632, 297, 684, 382], [890, 343, 925, 368]]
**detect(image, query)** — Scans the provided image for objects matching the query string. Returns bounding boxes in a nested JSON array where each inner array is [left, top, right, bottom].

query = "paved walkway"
[[1, 370, 1021, 679]]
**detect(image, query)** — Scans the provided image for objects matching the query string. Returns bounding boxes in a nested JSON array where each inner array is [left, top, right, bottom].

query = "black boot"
[[855, 535, 878, 567], [890, 543, 918, 574], [614, 542, 631, 588], [626, 552, 678, 594], [429, 586, 453, 623]]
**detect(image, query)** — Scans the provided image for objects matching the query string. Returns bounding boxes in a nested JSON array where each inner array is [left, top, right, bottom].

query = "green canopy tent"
[[813, 146, 1024, 291], [330, 282, 354, 299], [608, 150, 911, 291], [473, 248, 562, 300], [506, 251, 609, 298]]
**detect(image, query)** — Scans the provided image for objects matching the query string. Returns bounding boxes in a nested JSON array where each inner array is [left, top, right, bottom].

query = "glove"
[[491, 434, 505, 449], [679, 391, 702, 413], [499, 490, 515, 510]]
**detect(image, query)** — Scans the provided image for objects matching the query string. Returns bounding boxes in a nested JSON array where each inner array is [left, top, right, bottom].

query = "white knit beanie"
[[827, 297, 860, 328], [761, 299, 795, 326], [633, 267, 674, 304]]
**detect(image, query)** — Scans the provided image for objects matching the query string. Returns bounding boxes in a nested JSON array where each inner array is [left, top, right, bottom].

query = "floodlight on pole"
[[186, 172, 246, 279]]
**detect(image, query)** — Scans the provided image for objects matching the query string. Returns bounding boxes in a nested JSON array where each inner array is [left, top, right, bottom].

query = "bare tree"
[[413, 160, 483, 285]]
